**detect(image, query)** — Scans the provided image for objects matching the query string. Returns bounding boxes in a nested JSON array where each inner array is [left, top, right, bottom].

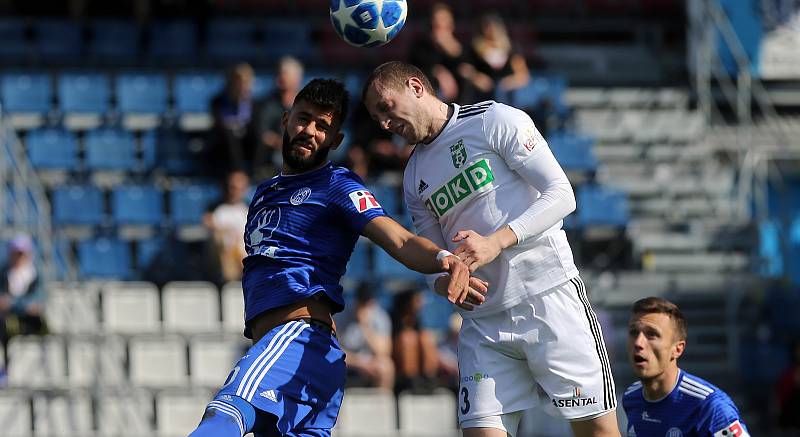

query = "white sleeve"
[[484, 104, 576, 244], [403, 168, 448, 292]]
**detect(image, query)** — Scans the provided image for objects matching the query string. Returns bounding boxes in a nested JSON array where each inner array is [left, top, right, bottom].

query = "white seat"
[[221, 282, 245, 333], [67, 336, 127, 388], [162, 281, 220, 333], [45, 282, 100, 334], [97, 389, 155, 436], [7, 335, 66, 388], [129, 335, 188, 387], [33, 391, 93, 436], [102, 282, 160, 334], [398, 390, 458, 435], [189, 334, 247, 388], [336, 388, 396, 435], [0, 391, 32, 437], [156, 390, 212, 437]]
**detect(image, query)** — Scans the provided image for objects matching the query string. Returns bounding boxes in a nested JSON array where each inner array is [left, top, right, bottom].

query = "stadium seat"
[[344, 238, 371, 283], [162, 281, 221, 333], [66, 336, 127, 388], [547, 131, 598, 174], [57, 72, 111, 129], [147, 19, 198, 63], [101, 281, 160, 333], [88, 19, 140, 62], [142, 128, 203, 175], [336, 388, 397, 435], [33, 19, 83, 60], [263, 19, 317, 61], [189, 334, 246, 387], [206, 17, 261, 61], [97, 390, 155, 435], [136, 238, 165, 271], [221, 281, 245, 333], [84, 127, 138, 171], [173, 73, 225, 130], [25, 128, 78, 170], [0, 391, 33, 437], [374, 248, 423, 282], [78, 238, 133, 279], [116, 72, 169, 129], [52, 185, 105, 226], [45, 282, 100, 334], [7, 335, 66, 388], [398, 391, 458, 435], [0, 18, 29, 60], [111, 185, 164, 226], [1, 73, 52, 128], [577, 185, 630, 228], [169, 183, 222, 225], [32, 391, 93, 436], [156, 390, 212, 437], [129, 335, 189, 388]]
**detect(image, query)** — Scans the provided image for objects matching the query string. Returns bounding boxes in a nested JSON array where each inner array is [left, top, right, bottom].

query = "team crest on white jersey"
[[290, 187, 311, 205], [449, 139, 467, 168], [349, 190, 381, 213]]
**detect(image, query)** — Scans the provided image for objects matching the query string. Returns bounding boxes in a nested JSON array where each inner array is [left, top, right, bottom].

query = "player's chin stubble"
[[281, 130, 330, 172]]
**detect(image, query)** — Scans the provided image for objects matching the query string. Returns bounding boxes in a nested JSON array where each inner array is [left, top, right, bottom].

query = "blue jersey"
[[623, 370, 750, 437], [242, 162, 386, 335]]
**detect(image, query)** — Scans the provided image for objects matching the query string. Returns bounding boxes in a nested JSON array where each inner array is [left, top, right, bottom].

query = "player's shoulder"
[[622, 381, 643, 404], [678, 371, 719, 402], [455, 100, 496, 120]]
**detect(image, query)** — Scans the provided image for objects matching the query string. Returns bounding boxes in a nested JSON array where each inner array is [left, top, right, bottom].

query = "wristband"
[[436, 250, 457, 262]]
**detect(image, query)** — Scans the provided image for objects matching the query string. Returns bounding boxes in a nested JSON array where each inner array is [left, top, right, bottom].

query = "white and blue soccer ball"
[[329, 0, 408, 48]]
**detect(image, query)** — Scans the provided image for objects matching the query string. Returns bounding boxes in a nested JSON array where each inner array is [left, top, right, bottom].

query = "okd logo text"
[[424, 159, 494, 218]]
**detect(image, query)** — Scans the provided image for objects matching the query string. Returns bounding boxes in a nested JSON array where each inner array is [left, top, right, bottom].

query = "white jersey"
[[403, 101, 579, 318]]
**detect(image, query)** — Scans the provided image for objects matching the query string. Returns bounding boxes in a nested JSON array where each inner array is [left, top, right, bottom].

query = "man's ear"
[[408, 77, 425, 98], [672, 340, 686, 361]]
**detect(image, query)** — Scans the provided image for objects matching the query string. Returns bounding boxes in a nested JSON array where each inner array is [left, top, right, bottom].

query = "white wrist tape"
[[436, 250, 456, 262]]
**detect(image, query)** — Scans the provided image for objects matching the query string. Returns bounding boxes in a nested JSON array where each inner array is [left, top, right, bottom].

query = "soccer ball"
[[329, 0, 408, 48]]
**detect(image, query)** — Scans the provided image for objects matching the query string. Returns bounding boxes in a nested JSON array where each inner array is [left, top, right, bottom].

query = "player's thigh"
[[526, 278, 617, 421], [569, 409, 620, 437], [461, 411, 524, 437], [457, 313, 539, 425]]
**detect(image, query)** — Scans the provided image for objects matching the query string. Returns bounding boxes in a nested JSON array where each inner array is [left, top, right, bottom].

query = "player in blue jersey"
[[623, 297, 750, 437], [188, 78, 486, 437]]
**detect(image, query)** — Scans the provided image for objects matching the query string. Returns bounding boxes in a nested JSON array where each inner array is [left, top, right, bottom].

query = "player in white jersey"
[[363, 62, 619, 437]]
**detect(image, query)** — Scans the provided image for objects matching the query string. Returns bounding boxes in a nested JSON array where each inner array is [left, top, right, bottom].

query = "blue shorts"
[[212, 319, 346, 435]]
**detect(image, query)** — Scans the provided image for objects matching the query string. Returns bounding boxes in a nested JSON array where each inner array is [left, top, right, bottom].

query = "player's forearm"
[[395, 236, 447, 274]]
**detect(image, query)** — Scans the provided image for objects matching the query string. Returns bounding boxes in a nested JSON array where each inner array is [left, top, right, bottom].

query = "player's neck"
[[281, 161, 330, 176], [422, 101, 452, 144], [642, 367, 680, 401]]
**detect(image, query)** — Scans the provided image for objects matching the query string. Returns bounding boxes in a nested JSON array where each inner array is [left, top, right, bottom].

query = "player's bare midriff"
[[249, 294, 337, 343]]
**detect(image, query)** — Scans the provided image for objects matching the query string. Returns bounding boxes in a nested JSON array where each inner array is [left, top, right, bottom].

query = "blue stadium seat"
[[263, 20, 317, 61], [33, 19, 83, 60], [111, 185, 164, 225], [78, 238, 131, 279], [25, 128, 78, 170], [0, 18, 29, 59], [142, 129, 202, 175], [374, 249, 423, 282], [509, 74, 568, 113], [577, 185, 629, 227], [147, 20, 197, 62], [169, 184, 221, 225], [206, 18, 261, 60], [367, 184, 401, 215], [89, 19, 140, 61], [84, 128, 137, 171], [173, 73, 225, 114], [547, 131, 598, 173], [344, 239, 371, 282], [116, 73, 169, 115], [58, 72, 111, 114], [136, 238, 165, 271], [1, 73, 52, 114], [52, 185, 105, 226], [252, 74, 275, 100]]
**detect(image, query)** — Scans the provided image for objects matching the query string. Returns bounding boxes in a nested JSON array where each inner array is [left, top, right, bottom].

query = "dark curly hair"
[[293, 78, 350, 126]]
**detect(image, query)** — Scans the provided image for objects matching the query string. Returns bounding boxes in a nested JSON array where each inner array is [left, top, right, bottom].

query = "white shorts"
[[456, 276, 616, 426]]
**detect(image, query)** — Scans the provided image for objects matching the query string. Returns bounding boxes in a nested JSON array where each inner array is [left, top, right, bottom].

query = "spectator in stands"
[[252, 56, 304, 180], [209, 62, 257, 178], [410, 2, 489, 103], [203, 169, 250, 286], [391, 287, 439, 393], [0, 235, 45, 341], [437, 312, 461, 393], [775, 342, 800, 433], [468, 13, 530, 102], [336, 283, 395, 391]]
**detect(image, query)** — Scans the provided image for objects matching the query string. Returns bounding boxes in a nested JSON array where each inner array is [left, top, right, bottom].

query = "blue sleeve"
[[328, 170, 387, 233], [702, 393, 750, 437]]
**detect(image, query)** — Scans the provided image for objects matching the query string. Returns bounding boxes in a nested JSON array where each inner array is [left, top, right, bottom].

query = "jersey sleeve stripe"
[[678, 384, 710, 400], [682, 376, 714, 394]]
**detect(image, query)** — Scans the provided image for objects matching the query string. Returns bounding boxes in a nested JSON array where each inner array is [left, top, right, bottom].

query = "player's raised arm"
[[361, 216, 487, 310]]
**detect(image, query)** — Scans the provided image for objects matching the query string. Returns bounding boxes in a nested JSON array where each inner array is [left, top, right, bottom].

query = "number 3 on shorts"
[[460, 387, 471, 415]]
